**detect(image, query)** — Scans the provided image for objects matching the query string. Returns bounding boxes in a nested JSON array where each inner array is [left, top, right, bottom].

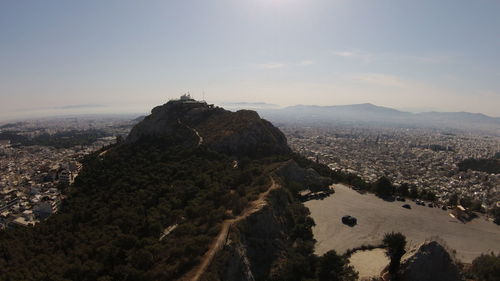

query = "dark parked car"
[[342, 215, 357, 226], [428, 203, 434, 208], [442, 206, 448, 210], [396, 196, 406, 202], [402, 204, 411, 209]]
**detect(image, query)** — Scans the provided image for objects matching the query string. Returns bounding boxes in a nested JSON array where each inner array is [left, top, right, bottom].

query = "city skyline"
[[1, 0, 500, 120]]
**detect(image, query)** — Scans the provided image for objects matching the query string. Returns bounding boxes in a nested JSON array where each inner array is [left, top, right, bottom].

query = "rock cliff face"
[[127, 99, 290, 157], [206, 187, 302, 281], [276, 160, 332, 190], [399, 241, 463, 281]]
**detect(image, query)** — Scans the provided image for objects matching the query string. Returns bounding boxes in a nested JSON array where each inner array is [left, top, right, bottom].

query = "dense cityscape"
[[282, 125, 500, 211], [0, 117, 134, 230], [3, 117, 500, 231]]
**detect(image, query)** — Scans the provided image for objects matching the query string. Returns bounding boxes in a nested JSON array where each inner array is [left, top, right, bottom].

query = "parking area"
[[305, 184, 500, 262]]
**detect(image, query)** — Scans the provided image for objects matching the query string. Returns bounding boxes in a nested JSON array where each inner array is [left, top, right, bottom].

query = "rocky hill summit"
[[127, 95, 290, 157]]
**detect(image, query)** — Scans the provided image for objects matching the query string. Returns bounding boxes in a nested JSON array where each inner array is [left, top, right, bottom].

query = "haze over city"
[[1, 0, 500, 120]]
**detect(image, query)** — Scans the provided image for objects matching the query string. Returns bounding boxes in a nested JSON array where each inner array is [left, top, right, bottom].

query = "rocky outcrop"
[[127, 99, 290, 157], [126, 100, 214, 144], [276, 160, 333, 190], [217, 242, 255, 281], [399, 241, 463, 281], [207, 187, 299, 281]]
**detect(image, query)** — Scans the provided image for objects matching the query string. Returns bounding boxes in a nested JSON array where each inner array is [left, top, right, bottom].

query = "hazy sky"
[[1, 0, 499, 120]]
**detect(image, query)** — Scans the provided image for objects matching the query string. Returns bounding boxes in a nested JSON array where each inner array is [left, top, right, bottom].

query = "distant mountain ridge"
[[259, 103, 500, 133], [419, 111, 500, 123], [283, 103, 499, 120], [287, 103, 404, 113], [283, 103, 407, 120]]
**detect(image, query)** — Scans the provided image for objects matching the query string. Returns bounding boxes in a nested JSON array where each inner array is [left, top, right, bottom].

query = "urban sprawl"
[[283, 125, 500, 211], [1, 117, 499, 230], [0, 118, 133, 230]]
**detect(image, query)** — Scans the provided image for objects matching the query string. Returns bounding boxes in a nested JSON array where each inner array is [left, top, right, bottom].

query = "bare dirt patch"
[[305, 184, 500, 262], [349, 248, 388, 279]]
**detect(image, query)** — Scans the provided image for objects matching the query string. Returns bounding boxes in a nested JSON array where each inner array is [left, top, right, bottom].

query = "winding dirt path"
[[179, 177, 280, 281], [177, 118, 203, 146], [98, 148, 110, 157]]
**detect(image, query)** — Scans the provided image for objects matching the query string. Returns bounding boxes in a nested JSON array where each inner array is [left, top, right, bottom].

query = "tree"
[[351, 177, 369, 190], [374, 176, 394, 198], [470, 253, 500, 281], [460, 196, 473, 208], [420, 189, 436, 202], [409, 186, 419, 199], [490, 206, 500, 225], [470, 199, 484, 213], [383, 232, 407, 278], [317, 250, 358, 281], [397, 183, 410, 197], [448, 193, 459, 206]]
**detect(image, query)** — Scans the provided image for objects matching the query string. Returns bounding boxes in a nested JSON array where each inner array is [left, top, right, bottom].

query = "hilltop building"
[[175, 93, 204, 104], [180, 93, 193, 101], [170, 93, 214, 108]]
